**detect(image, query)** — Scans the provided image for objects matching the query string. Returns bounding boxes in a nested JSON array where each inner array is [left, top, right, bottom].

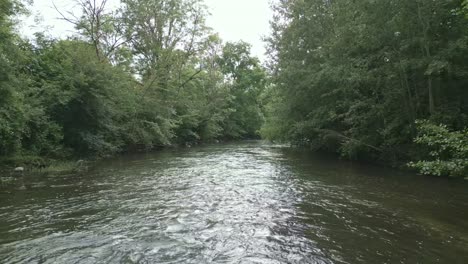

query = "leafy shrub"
[[408, 120, 468, 177]]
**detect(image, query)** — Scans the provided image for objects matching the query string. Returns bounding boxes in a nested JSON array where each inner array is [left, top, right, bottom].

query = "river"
[[1, 141, 467, 263]]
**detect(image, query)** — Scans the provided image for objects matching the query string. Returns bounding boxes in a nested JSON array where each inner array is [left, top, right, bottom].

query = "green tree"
[[0, 0, 36, 156], [218, 42, 267, 139], [0, 0, 270, 167], [28, 39, 130, 155], [263, 0, 468, 171], [55, 0, 131, 64]]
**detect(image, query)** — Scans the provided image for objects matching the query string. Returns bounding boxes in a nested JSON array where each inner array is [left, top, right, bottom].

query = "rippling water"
[[1, 141, 467, 263]]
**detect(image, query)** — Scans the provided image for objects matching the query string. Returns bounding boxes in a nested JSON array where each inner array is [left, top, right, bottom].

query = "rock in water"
[[14, 167, 24, 172]]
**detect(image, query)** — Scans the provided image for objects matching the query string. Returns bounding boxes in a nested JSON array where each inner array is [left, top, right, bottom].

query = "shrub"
[[408, 120, 468, 177]]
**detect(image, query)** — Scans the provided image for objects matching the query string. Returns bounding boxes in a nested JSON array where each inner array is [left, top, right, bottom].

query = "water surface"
[[1, 142, 467, 263]]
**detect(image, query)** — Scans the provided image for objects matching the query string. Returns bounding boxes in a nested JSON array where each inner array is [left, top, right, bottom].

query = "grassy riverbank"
[[0, 156, 89, 177]]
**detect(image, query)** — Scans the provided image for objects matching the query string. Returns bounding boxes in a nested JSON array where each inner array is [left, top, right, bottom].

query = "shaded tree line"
[[262, 0, 468, 176], [0, 0, 266, 165], [2, 0, 467, 177]]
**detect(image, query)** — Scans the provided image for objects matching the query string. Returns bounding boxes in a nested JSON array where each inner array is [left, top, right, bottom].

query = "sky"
[[19, 0, 273, 61]]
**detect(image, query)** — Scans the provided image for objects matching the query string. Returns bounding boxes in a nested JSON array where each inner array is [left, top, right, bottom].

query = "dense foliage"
[[2, 0, 467, 177], [0, 0, 266, 165], [263, 0, 468, 176], [408, 120, 468, 177]]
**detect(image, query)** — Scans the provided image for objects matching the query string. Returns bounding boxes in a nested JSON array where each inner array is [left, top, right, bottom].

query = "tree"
[[0, 0, 27, 156], [121, 0, 209, 83], [0, 0, 268, 166], [263, 0, 468, 170], [55, 0, 131, 64], [218, 42, 267, 139]]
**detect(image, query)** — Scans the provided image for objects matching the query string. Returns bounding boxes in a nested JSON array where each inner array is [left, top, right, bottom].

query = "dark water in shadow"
[[1, 141, 467, 263]]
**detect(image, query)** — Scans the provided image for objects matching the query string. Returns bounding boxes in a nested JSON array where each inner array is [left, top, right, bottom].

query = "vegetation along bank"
[[1, 0, 467, 177]]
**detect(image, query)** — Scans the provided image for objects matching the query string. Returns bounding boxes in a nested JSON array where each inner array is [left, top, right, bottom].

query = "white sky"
[[19, 0, 273, 61]]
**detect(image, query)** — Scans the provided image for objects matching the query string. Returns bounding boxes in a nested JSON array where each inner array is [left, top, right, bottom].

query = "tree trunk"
[[428, 77, 434, 114]]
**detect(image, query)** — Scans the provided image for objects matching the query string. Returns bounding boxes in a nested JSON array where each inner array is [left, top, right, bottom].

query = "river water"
[[0, 141, 467, 263]]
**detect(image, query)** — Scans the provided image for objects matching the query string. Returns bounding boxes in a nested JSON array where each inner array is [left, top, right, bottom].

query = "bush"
[[408, 120, 468, 177]]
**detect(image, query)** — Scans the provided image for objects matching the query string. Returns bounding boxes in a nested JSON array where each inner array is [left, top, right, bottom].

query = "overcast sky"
[[19, 0, 273, 61]]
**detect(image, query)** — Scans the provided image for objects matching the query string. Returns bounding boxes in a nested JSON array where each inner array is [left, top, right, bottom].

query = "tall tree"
[[121, 0, 209, 84], [218, 42, 267, 139], [0, 0, 25, 155], [55, 0, 130, 64], [263, 0, 468, 166]]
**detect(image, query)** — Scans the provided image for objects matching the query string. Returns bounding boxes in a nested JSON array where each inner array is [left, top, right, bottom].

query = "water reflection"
[[0, 142, 467, 263]]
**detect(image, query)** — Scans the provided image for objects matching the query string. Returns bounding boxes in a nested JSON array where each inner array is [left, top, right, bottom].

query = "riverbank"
[[0, 140, 219, 176], [2, 139, 466, 181], [0, 158, 87, 177]]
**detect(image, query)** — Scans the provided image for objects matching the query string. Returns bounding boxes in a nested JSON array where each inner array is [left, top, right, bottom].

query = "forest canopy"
[[1, 0, 467, 177], [262, 0, 468, 176], [0, 0, 266, 163]]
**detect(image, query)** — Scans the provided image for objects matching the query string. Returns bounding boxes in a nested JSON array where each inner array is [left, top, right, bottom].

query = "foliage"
[[0, 0, 267, 165], [0, 0, 59, 157], [218, 42, 267, 139], [263, 0, 468, 175], [464, 0, 468, 18], [2, 0, 467, 180], [408, 120, 468, 177]]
